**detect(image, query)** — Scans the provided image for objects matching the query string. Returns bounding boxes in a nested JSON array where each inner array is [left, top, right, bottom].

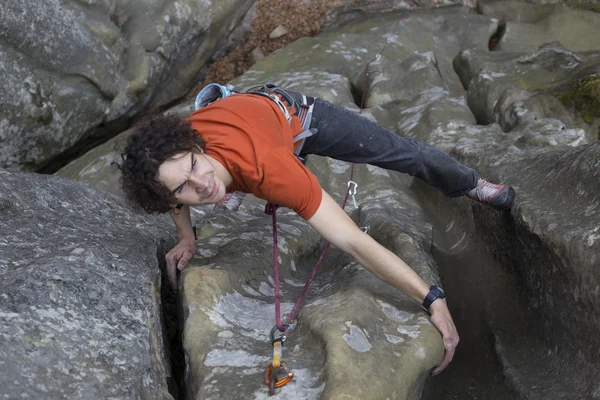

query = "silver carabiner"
[[270, 325, 287, 345], [348, 181, 358, 208]]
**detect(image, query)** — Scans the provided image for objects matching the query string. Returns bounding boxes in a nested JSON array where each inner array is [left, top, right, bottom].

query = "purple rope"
[[270, 205, 287, 331], [271, 164, 356, 332]]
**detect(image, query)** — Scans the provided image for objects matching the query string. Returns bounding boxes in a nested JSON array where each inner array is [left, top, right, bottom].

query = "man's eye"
[[177, 184, 185, 194]]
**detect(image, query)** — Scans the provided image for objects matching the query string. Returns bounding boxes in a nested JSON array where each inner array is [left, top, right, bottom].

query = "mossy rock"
[[552, 73, 600, 128], [568, 0, 600, 14]]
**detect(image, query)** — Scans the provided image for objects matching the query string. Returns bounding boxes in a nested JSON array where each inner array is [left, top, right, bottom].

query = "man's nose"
[[190, 175, 210, 192]]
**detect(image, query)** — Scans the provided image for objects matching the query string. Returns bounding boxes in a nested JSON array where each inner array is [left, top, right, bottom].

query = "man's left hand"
[[429, 298, 460, 375]]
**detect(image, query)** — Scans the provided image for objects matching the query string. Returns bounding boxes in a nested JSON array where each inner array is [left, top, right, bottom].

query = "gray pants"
[[293, 94, 478, 197]]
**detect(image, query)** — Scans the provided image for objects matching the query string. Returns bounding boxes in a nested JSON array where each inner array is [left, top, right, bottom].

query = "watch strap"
[[422, 285, 445, 312]]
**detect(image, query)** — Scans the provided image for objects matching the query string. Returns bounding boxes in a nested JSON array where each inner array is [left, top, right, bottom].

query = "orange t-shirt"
[[186, 94, 323, 220]]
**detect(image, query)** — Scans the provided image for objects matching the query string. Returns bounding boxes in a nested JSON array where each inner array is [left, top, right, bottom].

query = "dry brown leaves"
[[195, 0, 341, 91]]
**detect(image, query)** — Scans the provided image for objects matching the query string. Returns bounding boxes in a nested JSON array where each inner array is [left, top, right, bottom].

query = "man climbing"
[[118, 85, 515, 375]]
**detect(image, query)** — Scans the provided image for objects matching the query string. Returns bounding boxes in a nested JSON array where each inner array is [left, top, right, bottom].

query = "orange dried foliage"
[[194, 0, 341, 92]]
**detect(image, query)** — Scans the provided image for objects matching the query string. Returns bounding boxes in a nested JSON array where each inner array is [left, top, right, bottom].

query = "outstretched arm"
[[307, 188, 459, 374], [166, 205, 196, 291]]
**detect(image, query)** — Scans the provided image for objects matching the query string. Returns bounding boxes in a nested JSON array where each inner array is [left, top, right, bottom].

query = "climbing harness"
[[194, 83, 317, 212], [243, 84, 317, 158], [194, 83, 316, 158]]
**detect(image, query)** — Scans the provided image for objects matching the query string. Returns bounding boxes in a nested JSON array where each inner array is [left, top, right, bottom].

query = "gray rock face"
[[0, 0, 254, 171], [480, 1, 600, 52], [52, 1, 600, 399], [419, 142, 600, 399], [0, 171, 173, 399], [396, 4, 600, 398], [453, 42, 600, 139]]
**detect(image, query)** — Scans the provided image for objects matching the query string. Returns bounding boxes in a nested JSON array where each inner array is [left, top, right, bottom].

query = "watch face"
[[431, 285, 445, 298]]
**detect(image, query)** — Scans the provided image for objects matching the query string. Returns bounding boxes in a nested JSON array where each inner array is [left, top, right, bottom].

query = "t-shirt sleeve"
[[255, 147, 323, 220]]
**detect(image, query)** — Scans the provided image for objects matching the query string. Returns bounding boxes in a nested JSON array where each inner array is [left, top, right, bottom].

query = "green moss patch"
[[568, 0, 600, 14], [552, 74, 600, 124]]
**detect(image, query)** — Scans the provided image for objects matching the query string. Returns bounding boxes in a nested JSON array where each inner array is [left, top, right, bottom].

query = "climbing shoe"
[[466, 179, 515, 211]]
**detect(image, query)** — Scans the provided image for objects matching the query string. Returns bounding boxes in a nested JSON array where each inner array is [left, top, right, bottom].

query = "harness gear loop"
[[265, 361, 294, 394], [245, 84, 296, 124], [348, 180, 358, 208], [194, 83, 234, 110]]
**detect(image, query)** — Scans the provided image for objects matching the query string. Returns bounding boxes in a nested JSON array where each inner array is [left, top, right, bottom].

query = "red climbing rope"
[[266, 165, 356, 332]]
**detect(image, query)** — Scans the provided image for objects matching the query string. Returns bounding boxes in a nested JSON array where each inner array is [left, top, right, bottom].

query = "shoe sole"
[[491, 187, 515, 211]]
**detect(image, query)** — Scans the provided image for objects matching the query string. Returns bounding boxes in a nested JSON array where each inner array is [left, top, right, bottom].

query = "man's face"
[[157, 150, 227, 207]]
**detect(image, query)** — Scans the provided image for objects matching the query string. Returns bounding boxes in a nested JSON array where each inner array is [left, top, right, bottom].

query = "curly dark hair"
[[115, 114, 206, 214]]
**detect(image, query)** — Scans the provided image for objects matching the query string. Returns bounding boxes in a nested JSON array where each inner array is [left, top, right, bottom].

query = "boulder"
[[0, 171, 173, 399], [420, 138, 600, 400], [453, 42, 600, 140], [0, 0, 254, 171], [479, 0, 600, 52], [54, 1, 600, 399]]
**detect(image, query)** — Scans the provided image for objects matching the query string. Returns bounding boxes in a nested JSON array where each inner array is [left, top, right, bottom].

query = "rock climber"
[[117, 85, 515, 374]]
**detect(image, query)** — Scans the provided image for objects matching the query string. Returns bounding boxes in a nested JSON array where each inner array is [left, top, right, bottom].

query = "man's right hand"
[[165, 238, 196, 291]]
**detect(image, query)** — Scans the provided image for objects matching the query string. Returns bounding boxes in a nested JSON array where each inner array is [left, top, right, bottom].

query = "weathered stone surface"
[[0, 171, 173, 399], [479, 1, 600, 52], [419, 142, 600, 400], [318, 0, 477, 30], [398, 11, 600, 397], [53, 1, 600, 399], [453, 42, 600, 140], [0, 0, 254, 171]]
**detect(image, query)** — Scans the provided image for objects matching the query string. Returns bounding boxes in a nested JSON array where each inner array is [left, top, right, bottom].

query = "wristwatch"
[[422, 285, 445, 312]]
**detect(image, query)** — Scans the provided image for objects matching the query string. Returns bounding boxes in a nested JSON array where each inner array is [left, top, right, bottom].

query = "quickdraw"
[[264, 326, 295, 395]]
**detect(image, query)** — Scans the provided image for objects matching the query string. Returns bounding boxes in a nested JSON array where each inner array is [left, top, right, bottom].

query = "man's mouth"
[[206, 181, 217, 199]]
